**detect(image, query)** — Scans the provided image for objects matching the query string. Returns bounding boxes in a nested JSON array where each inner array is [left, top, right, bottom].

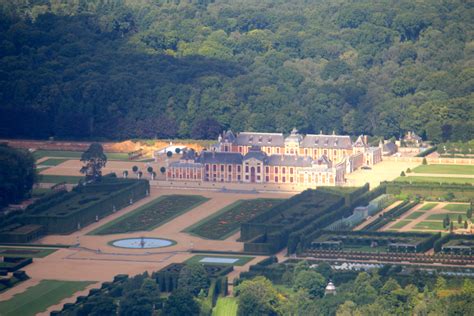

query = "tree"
[[119, 290, 154, 316], [400, 171, 406, 177], [137, 171, 143, 179], [177, 263, 210, 296], [80, 143, 107, 183], [0, 145, 36, 209], [458, 214, 462, 224], [162, 289, 200, 316], [422, 158, 428, 165], [123, 170, 128, 178], [464, 220, 468, 229], [236, 277, 281, 316], [132, 165, 139, 173], [147, 166, 153, 174], [315, 262, 333, 280], [293, 270, 326, 298], [450, 221, 454, 232], [166, 151, 173, 158], [160, 166, 166, 174], [175, 148, 181, 154], [406, 168, 411, 173], [467, 206, 472, 219]]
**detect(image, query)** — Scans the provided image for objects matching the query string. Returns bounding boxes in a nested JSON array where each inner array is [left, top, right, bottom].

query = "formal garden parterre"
[[89, 194, 209, 235], [183, 198, 283, 240]]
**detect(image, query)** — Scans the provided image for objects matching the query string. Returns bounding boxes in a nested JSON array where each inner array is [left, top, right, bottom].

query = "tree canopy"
[[80, 143, 107, 182], [0, 0, 472, 142]]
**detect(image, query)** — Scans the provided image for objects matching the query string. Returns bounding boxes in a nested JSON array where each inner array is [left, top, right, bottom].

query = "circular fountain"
[[110, 237, 175, 249]]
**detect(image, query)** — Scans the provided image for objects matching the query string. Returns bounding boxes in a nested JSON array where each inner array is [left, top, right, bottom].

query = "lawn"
[[0, 247, 57, 258], [37, 174, 83, 184], [183, 198, 283, 240], [37, 158, 69, 166], [33, 150, 130, 161], [185, 255, 254, 266], [412, 164, 474, 175], [395, 176, 474, 184], [405, 212, 425, 220], [389, 220, 411, 229], [413, 221, 445, 230], [212, 297, 238, 316], [426, 213, 467, 221], [419, 203, 439, 211], [0, 280, 94, 316], [443, 204, 470, 212], [89, 195, 209, 235]]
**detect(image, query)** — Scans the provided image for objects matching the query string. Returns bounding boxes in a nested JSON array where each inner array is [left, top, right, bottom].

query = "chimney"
[[364, 135, 368, 145]]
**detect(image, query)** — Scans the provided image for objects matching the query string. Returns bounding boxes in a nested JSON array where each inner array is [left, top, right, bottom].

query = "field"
[[0, 247, 57, 258], [184, 255, 254, 266], [33, 150, 130, 161], [37, 174, 84, 184], [0, 280, 94, 316], [395, 176, 474, 184], [419, 203, 438, 211], [444, 204, 470, 212], [89, 195, 209, 235], [389, 220, 411, 229], [184, 199, 283, 240], [412, 164, 474, 175], [38, 158, 69, 166], [212, 297, 238, 316], [405, 212, 425, 220]]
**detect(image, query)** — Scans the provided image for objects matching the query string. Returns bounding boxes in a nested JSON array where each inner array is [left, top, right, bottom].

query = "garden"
[[395, 176, 474, 185], [0, 280, 94, 316], [412, 164, 474, 175], [184, 198, 283, 240], [89, 195, 209, 235]]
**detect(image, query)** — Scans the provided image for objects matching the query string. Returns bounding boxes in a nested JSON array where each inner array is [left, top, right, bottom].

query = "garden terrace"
[[18, 178, 149, 235], [384, 181, 474, 201], [184, 198, 284, 240], [305, 231, 440, 254], [241, 189, 345, 254], [89, 194, 208, 235], [363, 200, 419, 232], [434, 234, 474, 255]]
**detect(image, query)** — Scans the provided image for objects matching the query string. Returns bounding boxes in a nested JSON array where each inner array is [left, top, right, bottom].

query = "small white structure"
[[325, 281, 337, 296], [153, 142, 187, 161]]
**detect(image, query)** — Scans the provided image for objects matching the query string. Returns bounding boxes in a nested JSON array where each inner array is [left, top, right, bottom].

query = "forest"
[[0, 0, 472, 142]]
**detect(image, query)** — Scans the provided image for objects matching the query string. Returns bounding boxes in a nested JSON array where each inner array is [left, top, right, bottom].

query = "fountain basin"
[[110, 237, 175, 249]]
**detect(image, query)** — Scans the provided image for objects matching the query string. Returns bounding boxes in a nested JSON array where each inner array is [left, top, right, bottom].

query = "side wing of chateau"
[[167, 129, 381, 187]]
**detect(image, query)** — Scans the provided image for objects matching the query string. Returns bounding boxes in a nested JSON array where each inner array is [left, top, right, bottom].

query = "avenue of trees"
[[0, 0, 472, 142], [0, 144, 36, 209]]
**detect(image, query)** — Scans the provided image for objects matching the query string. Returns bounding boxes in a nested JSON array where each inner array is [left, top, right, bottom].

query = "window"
[[290, 177, 293, 183], [275, 167, 279, 173], [257, 176, 260, 181], [290, 168, 293, 174], [221, 165, 224, 171], [276, 148, 280, 154], [237, 175, 241, 181], [213, 165, 217, 171], [265, 176, 269, 182], [282, 176, 286, 183], [206, 164, 209, 171], [274, 176, 278, 182], [237, 165, 241, 172], [334, 150, 337, 155], [245, 175, 249, 180], [282, 167, 286, 174], [245, 166, 249, 173], [305, 149, 308, 156], [228, 165, 232, 172], [265, 166, 269, 173], [257, 166, 261, 173]]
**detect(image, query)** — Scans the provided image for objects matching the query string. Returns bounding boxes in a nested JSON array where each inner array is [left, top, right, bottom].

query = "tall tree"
[[80, 143, 107, 182]]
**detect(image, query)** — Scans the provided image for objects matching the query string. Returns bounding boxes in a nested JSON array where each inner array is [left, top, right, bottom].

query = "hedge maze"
[[90, 194, 208, 235], [184, 198, 283, 240], [0, 177, 150, 242]]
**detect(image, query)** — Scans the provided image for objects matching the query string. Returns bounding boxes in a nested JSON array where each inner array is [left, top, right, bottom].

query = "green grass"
[[389, 220, 411, 229], [413, 221, 446, 230], [405, 212, 425, 220], [33, 150, 130, 161], [0, 247, 57, 258], [212, 297, 238, 316], [426, 213, 467, 221], [443, 204, 470, 212], [184, 255, 254, 266], [89, 195, 209, 235], [183, 198, 283, 240], [38, 158, 69, 166], [412, 164, 474, 175], [419, 203, 439, 211], [0, 280, 94, 316], [37, 174, 83, 184], [395, 176, 474, 184]]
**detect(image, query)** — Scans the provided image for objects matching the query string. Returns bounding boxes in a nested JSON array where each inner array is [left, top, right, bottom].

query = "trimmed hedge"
[[416, 146, 438, 157]]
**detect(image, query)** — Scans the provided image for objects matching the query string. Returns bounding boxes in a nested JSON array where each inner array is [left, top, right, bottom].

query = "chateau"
[[167, 129, 381, 187]]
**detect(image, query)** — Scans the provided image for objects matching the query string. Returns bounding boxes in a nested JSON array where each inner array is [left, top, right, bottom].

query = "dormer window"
[[314, 140, 318, 145], [258, 137, 263, 143], [268, 137, 272, 143]]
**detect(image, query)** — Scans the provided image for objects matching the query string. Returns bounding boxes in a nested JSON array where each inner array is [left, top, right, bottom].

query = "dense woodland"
[[0, 0, 472, 142]]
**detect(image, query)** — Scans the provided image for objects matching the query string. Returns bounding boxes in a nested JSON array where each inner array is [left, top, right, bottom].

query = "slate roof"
[[301, 134, 352, 149], [222, 130, 236, 142], [383, 142, 397, 154], [243, 149, 268, 162], [235, 132, 285, 146], [267, 155, 313, 167], [198, 151, 243, 164]]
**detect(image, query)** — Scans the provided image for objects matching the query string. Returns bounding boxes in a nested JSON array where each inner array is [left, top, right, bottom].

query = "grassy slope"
[[212, 297, 238, 316], [413, 164, 474, 175], [0, 280, 94, 316]]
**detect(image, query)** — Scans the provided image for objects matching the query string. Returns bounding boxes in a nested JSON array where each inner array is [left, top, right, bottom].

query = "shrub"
[[400, 171, 406, 177], [422, 158, 428, 165], [160, 167, 166, 174], [167, 151, 173, 157], [406, 168, 411, 173]]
